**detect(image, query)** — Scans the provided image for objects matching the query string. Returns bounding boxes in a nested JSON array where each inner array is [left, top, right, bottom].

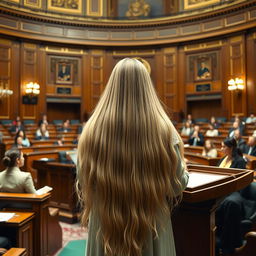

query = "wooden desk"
[[184, 152, 221, 166], [0, 212, 34, 256], [3, 248, 26, 256], [172, 164, 254, 256], [0, 193, 62, 256], [33, 160, 79, 223], [22, 151, 61, 183]]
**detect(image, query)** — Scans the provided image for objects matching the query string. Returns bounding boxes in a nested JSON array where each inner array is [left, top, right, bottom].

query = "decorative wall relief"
[[126, 0, 151, 18], [184, 0, 220, 10], [48, 0, 82, 14], [24, 0, 41, 8]]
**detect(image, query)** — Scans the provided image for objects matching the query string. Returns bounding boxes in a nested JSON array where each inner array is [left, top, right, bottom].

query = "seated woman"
[[216, 138, 255, 255], [0, 148, 36, 193], [14, 130, 30, 147], [54, 135, 64, 146], [180, 120, 194, 136], [205, 123, 219, 137], [35, 123, 49, 140], [202, 139, 217, 157], [209, 116, 220, 129]]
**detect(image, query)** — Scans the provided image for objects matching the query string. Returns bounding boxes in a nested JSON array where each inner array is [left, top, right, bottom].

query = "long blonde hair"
[[77, 58, 184, 256]]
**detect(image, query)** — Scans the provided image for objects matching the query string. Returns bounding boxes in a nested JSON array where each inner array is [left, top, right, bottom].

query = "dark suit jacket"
[[236, 138, 246, 152], [243, 145, 256, 156], [218, 155, 246, 169], [228, 127, 244, 137], [188, 132, 204, 146]]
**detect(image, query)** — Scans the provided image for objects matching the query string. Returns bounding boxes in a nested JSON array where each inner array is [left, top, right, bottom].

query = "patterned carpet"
[[54, 222, 88, 256]]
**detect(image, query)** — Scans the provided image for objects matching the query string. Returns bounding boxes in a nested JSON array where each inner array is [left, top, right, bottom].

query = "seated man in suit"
[[9, 120, 25, 134], [243, 136, 256, 156], [58, 151, 74, 164], [58, 120, 71, 133], [233, 129, 246, 153], [228, 121, 244, 137], [188, 125, 204, 146]]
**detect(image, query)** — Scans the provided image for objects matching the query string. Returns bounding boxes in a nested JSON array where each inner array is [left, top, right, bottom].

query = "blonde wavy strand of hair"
[[76, 58, 184, 256]]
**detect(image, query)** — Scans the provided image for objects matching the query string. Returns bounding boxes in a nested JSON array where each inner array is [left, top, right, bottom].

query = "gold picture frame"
[[24, 0, 42, 8], [194, 56, 212, 81], [56, 61, 73, 85], [47, 0, 82, 14], [184, 0, 220, 10]]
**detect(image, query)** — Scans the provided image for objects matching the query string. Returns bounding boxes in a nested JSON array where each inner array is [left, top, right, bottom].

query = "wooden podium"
[[172, 164, 254, 256]]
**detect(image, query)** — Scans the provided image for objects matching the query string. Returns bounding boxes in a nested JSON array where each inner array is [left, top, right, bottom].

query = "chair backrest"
[[216, 117, 227, 123], [23, 120, 35, 125], [0, 120, 12, 125], [195, 118, 208, 123], [70, 119, 80, 125], [52, 120, 63, 125]]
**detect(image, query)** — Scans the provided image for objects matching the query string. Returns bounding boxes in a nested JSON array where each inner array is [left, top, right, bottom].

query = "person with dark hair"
[[35, 123, 49, 140], [14, 130, 30, 147], [202, 139, 217, 158], [0, 149, 36, 193], [216, 137, 252, 256], [9, 120, 24, 133], [209, 116, 220, 129], [38, 114, 49, 127], [218, 137, 246, 169], [243, 136, 256, 156], [188, 125, 204, 146], [205, 123, 219, 137], [180, 120, 194, 136], [54, 134, 64, 146], [76, 58, 189, 256]]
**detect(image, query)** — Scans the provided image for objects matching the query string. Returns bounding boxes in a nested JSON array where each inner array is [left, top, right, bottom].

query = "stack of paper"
[[0, 212, 15, 222]]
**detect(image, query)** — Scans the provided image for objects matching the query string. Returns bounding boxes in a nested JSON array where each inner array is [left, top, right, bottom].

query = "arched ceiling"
[[0, 0, 249, 22]]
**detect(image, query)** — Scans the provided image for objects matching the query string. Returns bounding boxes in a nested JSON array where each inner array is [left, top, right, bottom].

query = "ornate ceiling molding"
[[0, 1, 256, 46]]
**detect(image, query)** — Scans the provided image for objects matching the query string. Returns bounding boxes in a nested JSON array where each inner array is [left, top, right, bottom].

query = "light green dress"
[[85, 144, 189, 256]]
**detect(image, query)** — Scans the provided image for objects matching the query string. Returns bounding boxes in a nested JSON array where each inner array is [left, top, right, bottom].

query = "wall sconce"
[[22, 82, 40, 105], [0, 80, 13, 99], [228, 78, 244, 91], [25, 82, 40, 95]]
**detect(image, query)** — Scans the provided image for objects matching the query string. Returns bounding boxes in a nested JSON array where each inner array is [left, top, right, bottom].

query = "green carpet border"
[[58, 239, 87, 256]]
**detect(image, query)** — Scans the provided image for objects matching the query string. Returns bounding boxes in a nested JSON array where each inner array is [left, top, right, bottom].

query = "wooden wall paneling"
[[11, 42, 21, 120], [47, 102, 81, 121], [20, 43, 39, 120], [90, 50, 104, 110], [245, 33, 256, 116], [81, 51, 91, 119], [38, 46, 47, 118], [229, 35, 247, 117], [0, 39, 12, 119], [220, 39, 230, 118], [177, 47, 186, 121], [162, 47, 178, 119]]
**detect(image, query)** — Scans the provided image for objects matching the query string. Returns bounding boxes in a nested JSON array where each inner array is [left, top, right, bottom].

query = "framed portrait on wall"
[[48, 55, 80, 86], [187, 52, 218, 83], [195, 56, 212, 81], [56, 61, 73, 84]]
